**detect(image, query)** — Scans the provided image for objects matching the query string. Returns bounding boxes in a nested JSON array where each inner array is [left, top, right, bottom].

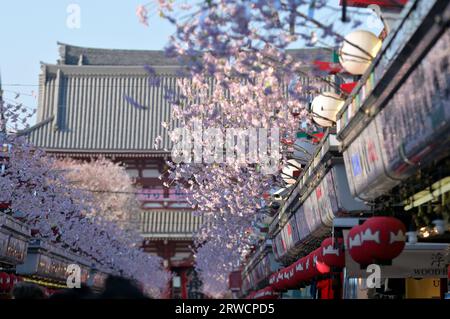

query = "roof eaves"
[[17, 116, 54, 136]]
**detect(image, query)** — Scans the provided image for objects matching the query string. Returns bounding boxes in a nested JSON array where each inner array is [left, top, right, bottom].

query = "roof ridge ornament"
[[78, 54, 84, 66], [58, 42, 67, 65]]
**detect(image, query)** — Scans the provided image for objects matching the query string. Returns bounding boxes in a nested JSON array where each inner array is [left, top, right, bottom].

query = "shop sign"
[[345, 245, 449, 279], [303, 193, 321, 232], [37, 254, 52, 276], [294, 206, 311, 241], [273, 233, 286, 259], [377, 29, 450, 179], [343, 120, 395, 200], [5, 236, 27, 264], [315, 170, 339, 227], [0, 232, 8, 257], [280, 216, 301, 254]]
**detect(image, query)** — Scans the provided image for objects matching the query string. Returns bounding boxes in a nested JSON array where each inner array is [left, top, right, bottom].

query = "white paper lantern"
[[339, 30, 382, 75], [311, 92, 345, 127], [281, 159, 302, 185]]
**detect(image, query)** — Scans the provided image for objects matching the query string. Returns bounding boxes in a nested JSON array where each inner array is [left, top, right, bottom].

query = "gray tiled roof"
[[58, 42, 181, 66], [141, 210, 203, 238], [57, 42, 331, 67], [25, 64, 179, 153], [23, 43, 333, 153]]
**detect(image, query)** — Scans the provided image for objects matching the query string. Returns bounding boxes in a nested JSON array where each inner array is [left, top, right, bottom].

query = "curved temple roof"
[[22, 43, 332, 155], [57, 42, 181, 66]]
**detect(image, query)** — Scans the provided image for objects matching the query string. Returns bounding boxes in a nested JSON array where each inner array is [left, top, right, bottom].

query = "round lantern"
[[360, 216, 406, 263], [0, 272, 8, 292], [2, 273, 11, 292], [311, 92, 345, 127], [347, 225, 373, 266], [272, 271, 285, 291], [282, 159, 302, 185], [302, 249, 321, 281], [292, 257, 307, 284], [283, 264, 297, 289], [339, 30, 382, 75], [268, 273, 277, 291], [311, 248, 329, 276], [321, 237, 345, 268], [9, 273, 17, 289]]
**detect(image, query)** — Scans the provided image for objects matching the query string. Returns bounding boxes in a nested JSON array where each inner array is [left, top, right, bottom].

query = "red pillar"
[[181, 269, 188, 299]]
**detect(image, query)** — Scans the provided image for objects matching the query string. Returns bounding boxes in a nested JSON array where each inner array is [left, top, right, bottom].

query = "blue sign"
[[351, 154, 362, 177]]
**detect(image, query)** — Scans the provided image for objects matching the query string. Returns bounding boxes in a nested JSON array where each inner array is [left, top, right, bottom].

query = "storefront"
[[260, 133, 370, 298], [241, 240, 279, 298], [343, 242, 448, 299], [272, 132, 369, 263], [337, 0, 450, 201], [16, 238, 106, 294], [335, 0, 450, 299], [0, 212, 30, 297]]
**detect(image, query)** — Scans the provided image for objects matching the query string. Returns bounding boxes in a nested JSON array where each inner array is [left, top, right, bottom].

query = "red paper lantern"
[[347, 225, 373, 266], [302, 249, 321, 281], [283, 264, 297, 289], [360, 217, 406, 263], [268, 273, 276, 286], [292, 257, 307, 283], [0, 272, 8, 292], [0, 272, 12, 292], [9, 273, 17, 289], [321, 237, 345, 268], [271, 271, 285, 291], [311, 248, 327, 276]]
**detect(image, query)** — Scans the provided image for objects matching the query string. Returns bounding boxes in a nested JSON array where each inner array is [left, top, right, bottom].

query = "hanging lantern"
[[347, 225, 373, 266], [269, 273, 276, 286], [311, 248, 329, 276], [360, 216, 406, 263], [283, 264, 297, 289], [9, 273, 17, 289], [281, 159, 302, 185], [303, 249, 321, 281], [339, 30, 382, 75], [0, 272, 11, 292], [292, 257, 307, 283], [271, 271, 285, 291], [321, 237, 345, 268], [348, 217, 407, 266], [0, 272, 8, 292], [311, 92, 345, 127]]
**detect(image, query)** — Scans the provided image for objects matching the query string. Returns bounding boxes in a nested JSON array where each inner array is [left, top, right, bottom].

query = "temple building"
[[20, 43, 204, 298]]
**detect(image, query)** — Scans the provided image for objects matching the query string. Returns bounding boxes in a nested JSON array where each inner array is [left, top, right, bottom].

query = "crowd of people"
[[10, 275, 150, 299]]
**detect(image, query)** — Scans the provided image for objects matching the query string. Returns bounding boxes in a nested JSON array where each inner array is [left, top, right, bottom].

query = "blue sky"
[[0, 0, 381, 126], [0, 0, 175, 116]]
